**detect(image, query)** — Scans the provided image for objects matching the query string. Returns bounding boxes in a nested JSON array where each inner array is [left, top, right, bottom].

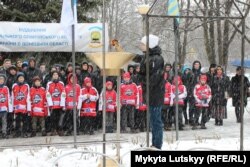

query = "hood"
[[81, 61, 89, 72], [192, 60, 202, 72], [84, 77, 92, 87], [67, 73, 78, 85], [28, 57, 36, 67], [182, 65, 191, 74], [149, 46, 162, 56]]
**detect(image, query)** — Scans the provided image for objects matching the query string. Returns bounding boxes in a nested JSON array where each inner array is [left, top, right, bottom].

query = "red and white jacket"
[[0, 86, 12, 113], [12, 83, 31, 114], [193, 84, 212, 107], [65, 83, 81, 110], [99, 89, 117, 112], [77, 86, 99, 117], [170, 85, 187, 106], [164, 81, 172, 105], [120, 82, 139, 108], [46, 81, 66, 109], [137, 85, 146, 111], [30, 86, 47, 117]]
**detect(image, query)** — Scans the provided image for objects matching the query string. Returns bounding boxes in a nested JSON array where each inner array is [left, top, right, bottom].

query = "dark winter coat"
[[24, 67, 42, 87], [134, 46, 165, 106], [6, 74, 16, 93], [187, 61, 202, 101], [80, 70, 91, 87], [211, 74, 230, 106], [230, 74, 250, 107]]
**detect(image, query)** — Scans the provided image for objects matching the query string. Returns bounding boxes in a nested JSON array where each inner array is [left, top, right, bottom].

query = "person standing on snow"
[[230, 66, 250, 123], [134, 34, 165, 149], [193, 75, 212, 130], [188, 60, 202, 126], [46, 71, 66, 136], [0, 74, 12, 139], [211, 66, 230, 126], [77, 77, 99, 135]]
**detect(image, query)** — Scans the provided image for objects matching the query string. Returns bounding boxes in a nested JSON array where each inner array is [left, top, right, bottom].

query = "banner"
[[0, 22, 108, 52]]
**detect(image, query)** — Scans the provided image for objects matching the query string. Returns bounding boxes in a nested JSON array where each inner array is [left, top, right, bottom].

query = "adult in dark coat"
[[134, 34, 165, 149], [24, 57, 42, 87], [230, 66, 250, 123], [80, 61, 91, 87], [188, 60, 202, 125], [211, 66, 230, 126]]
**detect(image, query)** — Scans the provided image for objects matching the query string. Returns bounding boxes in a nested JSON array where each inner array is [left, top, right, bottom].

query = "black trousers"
[[121, 105, 135, 131], [173, 106, 183, 126], [134, 110, 146, 130], [50, 109, 63, 132], [194, 107, 208, 126], [15, 113, 28, 133], [162, 106, 172, 128], [80, 116, 95, 133]]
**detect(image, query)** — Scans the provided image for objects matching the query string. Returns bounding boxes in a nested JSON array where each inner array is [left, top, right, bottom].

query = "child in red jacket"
[[46, 71, 66, 136], [120, 72, 139, 133], [193, 75, 212, 129], [12, 72, 31, 138], [77, 77, 99, 135], [64, 73, 81, 135], [99, 81, 117, 133], [30, 76, 47, 137], [0, 74, 12, 139]]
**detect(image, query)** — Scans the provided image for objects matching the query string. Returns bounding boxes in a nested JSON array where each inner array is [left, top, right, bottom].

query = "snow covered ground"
[[0, 98, 249, 167]]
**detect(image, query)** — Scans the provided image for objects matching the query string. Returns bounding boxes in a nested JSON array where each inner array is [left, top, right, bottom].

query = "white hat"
[[141, 34, 159, 49]]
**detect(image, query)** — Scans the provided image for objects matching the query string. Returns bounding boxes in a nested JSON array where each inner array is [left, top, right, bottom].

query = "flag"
[[167, 0, 180, 23], [60, 0, 77, 41]]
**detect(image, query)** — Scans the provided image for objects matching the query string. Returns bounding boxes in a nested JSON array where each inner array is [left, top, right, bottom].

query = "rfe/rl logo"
[[52, 88, 61, 97], [0, 93, 6, 103], [33, 95, 42, 104], [16, 92, 25, 101]]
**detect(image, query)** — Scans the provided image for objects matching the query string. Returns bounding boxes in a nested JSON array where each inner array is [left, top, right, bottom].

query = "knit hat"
[[141, 34, 159, 49]]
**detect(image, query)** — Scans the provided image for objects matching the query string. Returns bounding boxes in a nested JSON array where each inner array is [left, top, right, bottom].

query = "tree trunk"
[[216, 0, 223, 65]]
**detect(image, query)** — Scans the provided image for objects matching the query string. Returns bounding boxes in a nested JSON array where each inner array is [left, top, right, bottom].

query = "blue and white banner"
[[0, 22, 108, 52]]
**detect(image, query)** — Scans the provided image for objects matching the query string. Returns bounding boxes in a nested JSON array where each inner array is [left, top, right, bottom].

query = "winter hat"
[[209, 63, 217, 69], [123, 72, 131, 79], [22, 61, 28, 68], [16, 72, 25, 80], [33, 76, 41, 82], [84, 77, 92, 85], [141, 34, 159, 49], [200, 75, 207, 82]]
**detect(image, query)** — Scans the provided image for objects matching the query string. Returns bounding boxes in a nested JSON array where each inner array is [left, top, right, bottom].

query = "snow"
[[0, 98, 249, 167]]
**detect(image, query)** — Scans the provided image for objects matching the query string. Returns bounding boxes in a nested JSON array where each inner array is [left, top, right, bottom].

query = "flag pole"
[[102, 0, 107, 166], [71, 0, 77, 149]]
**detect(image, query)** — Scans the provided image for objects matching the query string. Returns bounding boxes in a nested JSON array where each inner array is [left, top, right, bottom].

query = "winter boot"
[[219, 119, 223, 126], [2, 133, 8, 139], [42, 130, 47, 136], [215, 119, 218, 126], [30, 131, 36, 137], [185, 119, 189, 125], [192, 123, 198, 130], [58, 130, 64, 136], [14, 131, 21, 138], [22, 132, 28, 138], [200, 124, 207, 129]]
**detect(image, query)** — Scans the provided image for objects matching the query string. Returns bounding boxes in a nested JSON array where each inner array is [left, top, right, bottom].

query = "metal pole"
[[240, 18, 245, 151], [71, 0, 77, 149], [174, 18, 179, 141], [116, 75, 121, 161], [102, 0, 107, 166], [145, 14, 150, 147]]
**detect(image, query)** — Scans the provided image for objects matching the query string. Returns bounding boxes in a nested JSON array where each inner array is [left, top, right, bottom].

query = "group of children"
[[0, 69, 147, 138], [162, 74, 212, 130]]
